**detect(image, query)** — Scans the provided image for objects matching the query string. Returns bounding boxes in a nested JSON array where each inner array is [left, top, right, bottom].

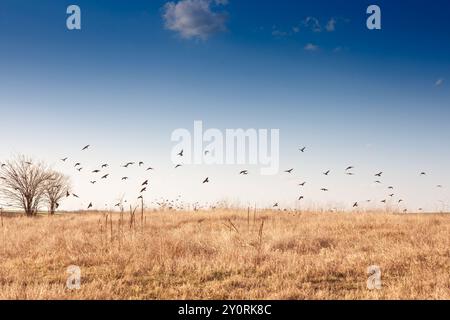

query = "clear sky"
[[0, 0, 449, 212]]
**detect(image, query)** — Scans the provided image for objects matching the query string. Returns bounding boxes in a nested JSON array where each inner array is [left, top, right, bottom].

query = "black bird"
[[121, 177, 129, 181], [122, 162, 134, 168], [66, 191, 70, 197], [25, 161, 32, 165], [381, 200, 386, 203], [375, 180, 381, 184], [345, 166, 354, 171], [398, 199, 403, 203], [142, 180, 148, 186], [323, 170, 330, 176], [77, 167, 83, 172], [298, 182, 306, 186], [175, 164, 182, 169], [146, 167, 154, 171], [1, 163, 6, 167], [321, 188, 329, 192], [87, 202, 93, 209], [388, 186, 394, 189], [437, 185, 443, 188], [101, 164, 108, 168], [375, 172, 383, 177], [139, 161, 144, 166], [299, 147, 306, 153], [114, 203, 120, 207], [298, 196, 304, 201], [140, 187, 147, 193], [273, 203, 279, 207], [61, 157, 68, 162], [90, 181, 96, 184], [72, 193, 79, 198], [137, 196, 143, 200], [202, 177, 209, 184], [389, 194, 394, 197], [204, 150, 210, 155], [284, 168, 294, 174], [420, 172, 426, 176], [101, 174, 109, 179], [346, 172, 354, 176], [82, 145, 90, 151], [92, 170, 100, 173], [178, 150, 184, 157], [353, 202, 358, 208], [239, 170, 248, 175], [74, 163, 81, 167]]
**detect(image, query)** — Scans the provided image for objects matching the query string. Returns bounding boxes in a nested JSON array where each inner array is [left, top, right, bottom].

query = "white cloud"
[[163, 0, 228, 40], [302, 17, 321, 32], [304, 43, 319, 51], [435, 78, 444, 86]]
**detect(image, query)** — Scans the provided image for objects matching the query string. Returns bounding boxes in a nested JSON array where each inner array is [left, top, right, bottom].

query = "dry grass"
[[0, 209, 448, 299]]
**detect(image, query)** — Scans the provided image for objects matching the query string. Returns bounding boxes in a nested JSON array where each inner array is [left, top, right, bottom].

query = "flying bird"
[[137, 196, 143, 200], [320, 188, 329, 192], [420, 172, 426, 176], [298, 182, 306, 186], [381, 200, 387, 203], [178, 150, 184, 157], [345, 166, 354, 171], [114, 203, 120, 207], [101, 164, 108, 168], [146, 167, 154, 171], [92, 170, 100, 173], [121, 177, 129, 181], [72, 193, 79, 198], [298, 196, 304, 201], [398, 199, 403, 203], [66, 191, 70, 197], [139, 161, 144, 166], [175, 164, 182, 169], [389, 194, 394, 197], [140, 187, 147, 193], [284, 168, 294, 174], [375, 180, 381, 184], [299, 147, 306, 153], [101, 174, 109, 179], [239, 170, 248, 175], [74, 163, 81, 167], [90, 181, 96, 184], [346, 172, 354, 176], [142, 180, 148, 186], [202, 177, 209, 184], [122, 162, 134, 168], [273, 203, 279, 207], [375, 172, 383, 177], [87, 202, 93, 209], [323, 170, 330, 176], [61, 157, 68, 162], [388, 186, 394, 189], [353, 202, 358, 208], [77, 168, 83, 172], [81, 145, 90, 151]]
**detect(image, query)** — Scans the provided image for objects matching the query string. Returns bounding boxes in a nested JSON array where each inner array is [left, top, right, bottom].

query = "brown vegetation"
[[0, 209, 448, 299]]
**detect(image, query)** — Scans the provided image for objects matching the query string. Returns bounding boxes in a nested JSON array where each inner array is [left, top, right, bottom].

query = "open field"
[[0, 210, 448, 299]]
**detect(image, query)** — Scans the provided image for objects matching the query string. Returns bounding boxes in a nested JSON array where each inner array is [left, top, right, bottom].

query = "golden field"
[[0, 209, 448, 299]]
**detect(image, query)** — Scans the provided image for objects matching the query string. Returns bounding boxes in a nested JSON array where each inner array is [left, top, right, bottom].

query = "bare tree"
[[44, 171, 71, 215], [0, 155, 54, 216]]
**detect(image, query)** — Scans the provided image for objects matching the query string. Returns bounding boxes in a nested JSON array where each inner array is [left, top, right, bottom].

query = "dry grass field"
[[0, 209, 448, 300]]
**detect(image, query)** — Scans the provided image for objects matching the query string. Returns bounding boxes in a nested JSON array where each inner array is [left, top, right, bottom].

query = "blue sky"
[[0, 0, 449, 211]]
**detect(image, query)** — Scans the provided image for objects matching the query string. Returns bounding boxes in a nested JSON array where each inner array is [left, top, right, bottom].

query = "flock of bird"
[[52, 144, 447, 213]]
